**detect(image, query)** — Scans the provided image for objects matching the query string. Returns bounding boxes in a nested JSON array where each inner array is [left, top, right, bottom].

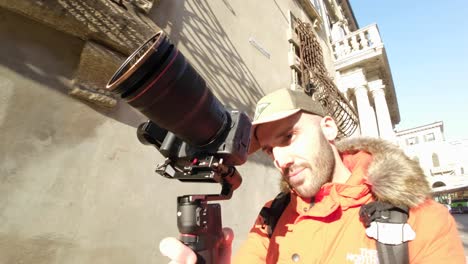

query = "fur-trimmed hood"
[[281, 137, 431, 208]]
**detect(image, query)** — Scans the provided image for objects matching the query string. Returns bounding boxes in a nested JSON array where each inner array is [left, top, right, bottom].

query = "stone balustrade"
[[332, 23, 383, 61]]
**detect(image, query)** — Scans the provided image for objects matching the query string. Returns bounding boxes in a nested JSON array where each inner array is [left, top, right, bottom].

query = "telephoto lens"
[[106, 31, 228, 147]]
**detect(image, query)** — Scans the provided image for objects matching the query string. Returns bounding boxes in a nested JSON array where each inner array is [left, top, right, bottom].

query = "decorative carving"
[[0, 0, 160, 55], [132, 0, 157, 13], [112, 0, 158, 13]]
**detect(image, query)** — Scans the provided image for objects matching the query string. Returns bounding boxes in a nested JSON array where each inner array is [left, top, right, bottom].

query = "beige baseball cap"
[[249, 88, 326, 154]]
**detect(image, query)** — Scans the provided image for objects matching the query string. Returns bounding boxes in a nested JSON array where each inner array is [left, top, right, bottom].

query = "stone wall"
[[0, 0, 160, 107], [0, 1, 336, 262]]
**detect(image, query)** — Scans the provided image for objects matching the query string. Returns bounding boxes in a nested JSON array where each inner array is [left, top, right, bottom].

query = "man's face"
[[255, 112, 336, 198]]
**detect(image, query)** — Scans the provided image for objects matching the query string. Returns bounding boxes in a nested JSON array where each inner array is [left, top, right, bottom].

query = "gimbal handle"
[[175, 164, 240, 263], [135, 120, 245, 263], [177, 195, 224, 264]]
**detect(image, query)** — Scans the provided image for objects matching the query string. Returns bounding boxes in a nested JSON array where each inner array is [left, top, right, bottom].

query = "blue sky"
[[350, 1, 468, 141]]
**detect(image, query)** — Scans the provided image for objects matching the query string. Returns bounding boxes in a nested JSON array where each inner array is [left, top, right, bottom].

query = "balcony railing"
[[332, 23, 383, 61]]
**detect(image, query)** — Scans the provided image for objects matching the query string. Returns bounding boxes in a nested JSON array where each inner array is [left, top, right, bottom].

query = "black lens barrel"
[[106, 32, 227, 147]]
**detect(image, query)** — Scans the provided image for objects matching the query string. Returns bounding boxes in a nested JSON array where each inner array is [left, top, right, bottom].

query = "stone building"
[[0, 0, 398, 263]]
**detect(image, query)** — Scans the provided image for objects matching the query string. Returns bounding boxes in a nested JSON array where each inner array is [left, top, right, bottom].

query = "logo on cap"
[[253, 103, 270, 121]]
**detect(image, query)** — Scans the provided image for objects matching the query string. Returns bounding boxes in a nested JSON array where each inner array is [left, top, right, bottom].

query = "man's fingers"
[[218, 228, 234, 264], [159, 229, 233, 264], [221, 227, 234, 247], [159, 237, 197, 264]]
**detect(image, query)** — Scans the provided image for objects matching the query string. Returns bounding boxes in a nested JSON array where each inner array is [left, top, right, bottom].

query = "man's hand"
[[159, 228, 234, 264]]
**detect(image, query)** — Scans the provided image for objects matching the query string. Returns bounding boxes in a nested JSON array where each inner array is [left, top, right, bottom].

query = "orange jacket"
[[234, 139, 465, 263]]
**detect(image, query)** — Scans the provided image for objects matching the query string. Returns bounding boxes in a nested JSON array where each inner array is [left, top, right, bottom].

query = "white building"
[[330, 3, 400, 140], [395, 121, 468, 190]]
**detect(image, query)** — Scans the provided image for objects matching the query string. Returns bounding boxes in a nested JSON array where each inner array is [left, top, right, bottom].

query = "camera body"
[[137, 109, 250, 186]]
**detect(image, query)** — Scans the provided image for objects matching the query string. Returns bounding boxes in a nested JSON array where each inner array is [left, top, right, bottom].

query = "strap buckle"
[[365, 222, 416, 245]]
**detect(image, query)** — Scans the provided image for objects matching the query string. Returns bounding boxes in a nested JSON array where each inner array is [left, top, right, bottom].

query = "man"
[[160, 88, 465, 263]]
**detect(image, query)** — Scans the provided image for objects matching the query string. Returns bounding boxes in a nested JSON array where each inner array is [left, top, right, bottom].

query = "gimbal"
[[136, 109, 249, 264], [105, 31, 251, 263]]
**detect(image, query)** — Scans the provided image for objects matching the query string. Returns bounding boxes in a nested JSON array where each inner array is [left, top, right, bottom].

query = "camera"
[[106, 31, 251, 263], [106, 31, 250, 181]]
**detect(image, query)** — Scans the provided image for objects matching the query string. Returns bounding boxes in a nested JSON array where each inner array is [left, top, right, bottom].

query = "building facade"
[[0, 1, 399, 262], [330, 3, 400, 140], [395, 121, 468, 190]]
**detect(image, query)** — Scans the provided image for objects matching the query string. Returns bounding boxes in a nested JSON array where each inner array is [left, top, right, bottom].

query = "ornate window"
[[287, 14, 358, 138]]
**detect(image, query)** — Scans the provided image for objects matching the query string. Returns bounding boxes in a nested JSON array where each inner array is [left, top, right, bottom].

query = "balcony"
[[332, 23, 400, 126], [331, 23, 384, 71]]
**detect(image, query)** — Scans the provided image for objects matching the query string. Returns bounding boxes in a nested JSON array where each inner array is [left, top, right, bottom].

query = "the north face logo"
[[253, 103, 270, 121], [346, 248, 378, 264]]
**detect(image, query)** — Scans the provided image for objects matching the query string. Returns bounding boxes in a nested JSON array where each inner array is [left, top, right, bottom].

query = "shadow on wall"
[[147, 1, 280, 168], [2, 0, 264, 126], [0, 8, 147, 129], [149, 0, 264, 115], [0, 3, 271, 164], [0, 8, 82, 96]]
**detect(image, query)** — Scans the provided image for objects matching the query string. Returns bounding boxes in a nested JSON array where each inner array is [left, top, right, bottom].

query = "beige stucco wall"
[[149, 0, 336, 111], [0, 1, 336, 263]]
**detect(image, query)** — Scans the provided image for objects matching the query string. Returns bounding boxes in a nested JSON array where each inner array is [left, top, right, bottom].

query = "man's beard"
[[284, 134, 336, 198]]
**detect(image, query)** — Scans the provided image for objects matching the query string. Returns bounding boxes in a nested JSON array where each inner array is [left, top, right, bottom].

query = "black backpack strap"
[[360, 201, 410, 264], [259, 192, 291, 238]]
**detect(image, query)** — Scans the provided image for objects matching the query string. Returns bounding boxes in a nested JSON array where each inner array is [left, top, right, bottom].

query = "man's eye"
[[285, 133, 295, 141]]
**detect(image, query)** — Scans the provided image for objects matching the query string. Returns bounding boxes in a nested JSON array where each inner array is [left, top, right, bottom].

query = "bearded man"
[[161, 88, 465, 264]]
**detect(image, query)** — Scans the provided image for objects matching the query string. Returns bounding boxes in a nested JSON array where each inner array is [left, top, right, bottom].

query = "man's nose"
[[273, 147, 293, 170]]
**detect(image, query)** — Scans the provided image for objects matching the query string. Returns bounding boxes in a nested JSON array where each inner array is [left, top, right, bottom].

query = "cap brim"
[[248, 109, 301, 154]]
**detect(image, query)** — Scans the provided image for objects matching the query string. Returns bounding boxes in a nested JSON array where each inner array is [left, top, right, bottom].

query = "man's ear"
[[320, 116, 338, 141]]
